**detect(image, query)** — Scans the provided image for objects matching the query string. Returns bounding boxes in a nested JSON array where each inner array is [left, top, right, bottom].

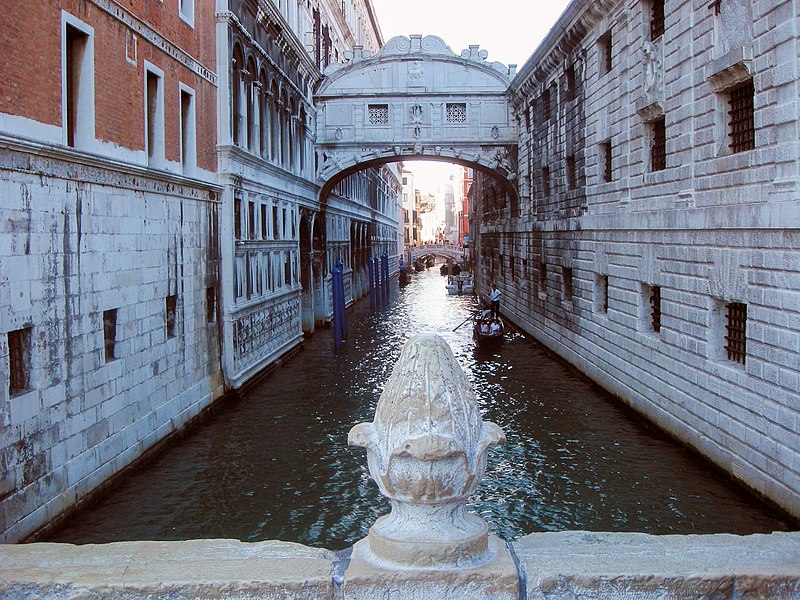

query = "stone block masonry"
[[0, 142, 224, 542]]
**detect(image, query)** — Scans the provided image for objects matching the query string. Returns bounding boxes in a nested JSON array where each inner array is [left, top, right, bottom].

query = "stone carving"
[[408, 60, 424, 82], [642, 40, 662, 99], [334, 127, 344, 141], [349, 333, 506, 568], [491, 125, 500, 140], [409, 103, 423, 124]]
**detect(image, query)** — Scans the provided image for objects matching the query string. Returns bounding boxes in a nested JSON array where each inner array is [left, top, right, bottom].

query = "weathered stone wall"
[[0, 143, 224, 542], [483, 0, 800, 519]]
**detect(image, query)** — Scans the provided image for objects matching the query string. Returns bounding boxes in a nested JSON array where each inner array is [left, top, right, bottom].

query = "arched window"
[[259, 70, 270, 159], [280, 89, 290, 169], [270, 81, 280, 164], [298, 105, 307, 176], [231, 44, 244, 146], [246, 56, 257, 151], [288, 97, 297, 172]]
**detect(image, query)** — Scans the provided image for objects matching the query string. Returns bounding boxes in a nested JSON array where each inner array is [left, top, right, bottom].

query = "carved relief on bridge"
[[314, 35, 519, 189]]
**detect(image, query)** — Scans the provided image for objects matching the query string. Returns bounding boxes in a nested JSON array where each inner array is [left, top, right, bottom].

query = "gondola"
[[472, 316, 505, 344]]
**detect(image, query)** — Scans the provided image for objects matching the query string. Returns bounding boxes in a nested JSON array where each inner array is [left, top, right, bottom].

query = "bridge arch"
[[314, 35, 519, 203]]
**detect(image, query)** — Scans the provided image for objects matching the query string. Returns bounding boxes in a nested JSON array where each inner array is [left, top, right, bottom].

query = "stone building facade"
[[473, 0, 800, 518], [0, 0, 222, 542], [1, 0, 400, 542]]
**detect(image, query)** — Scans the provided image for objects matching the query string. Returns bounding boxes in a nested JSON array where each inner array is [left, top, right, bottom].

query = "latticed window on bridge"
[[728, 80, 755, 153], [649, 285, 662, 332], [368, 104, 389, 125], [650, 0, 665, 40], [446, 102, 467, 123], [725, 302, 747, 364], [651, 116, 666, 171], [8, 327, 32, 396]]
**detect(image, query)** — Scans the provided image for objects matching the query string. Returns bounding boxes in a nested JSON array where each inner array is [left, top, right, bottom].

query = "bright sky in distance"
[[369, 0, 573, 195]]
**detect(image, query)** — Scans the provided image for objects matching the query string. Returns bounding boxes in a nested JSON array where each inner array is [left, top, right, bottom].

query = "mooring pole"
[[368, 257, 376, 309], [381, 254, 389, 301], [331, 259, 345, 350], [337, 259, 347, 340]]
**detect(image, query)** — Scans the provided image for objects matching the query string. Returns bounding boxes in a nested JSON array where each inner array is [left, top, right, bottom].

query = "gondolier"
[[489, 284, 501, 318]]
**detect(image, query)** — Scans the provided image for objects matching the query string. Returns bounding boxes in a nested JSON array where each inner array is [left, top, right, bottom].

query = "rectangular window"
[[284, 252, 292, 287], [728, 80, 755, 153], [178, 0, 194, 27], [650, 0, 665, 40], [563, 267, 573, 300], [650, 116, 666, 171], [179, 86, 196, 174], [541, 166, 550, 196], [8, 327, 32, 396], [234, 198, 242, 240], [565, 63, 576, 102], [541, 87, 551, 122], [368, 104, 389, 125], [63, 16, 93, 149], [261, 204, 268, 239], [649, 285, 662, 332], [601, 141, 613, 182], [566, 155, 577, 190], [539, 263, 547, 291], [273, 206, 279, 239], [446, 102, 467, 123], [145, 64, 165, 166], [599, 30, 612, 76], [598, 275, 609, 313], [248, 201, 256, 239], [725, 302, 747, 364], [206, 287, 216, 324], [166, 295, 177, 338], [103, 309, 117, 362]]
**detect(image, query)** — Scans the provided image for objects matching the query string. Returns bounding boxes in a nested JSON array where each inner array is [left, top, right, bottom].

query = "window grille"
[[728, 80, 755, 153], [368, 104, 389, 125], [103, 309, 117, 361], [563, 267, 573, 299], [602, 141, 612, 182], [8, 327, 32, 396], [542, 167, 550, 196], [566, 155, 577, 189], [601, 275, 609, 312], [599, 30, 612, 75], [446, 103, 467, 123], [234, 198, 242, 240], [725, 302, 747, 364], [541, 88, 551, 121], [566, 64, 576, 101], [166, 295, 178, 338], [650, 0, 665, 40], [651, 116, 666, 171], [650, 285, 661, 332]]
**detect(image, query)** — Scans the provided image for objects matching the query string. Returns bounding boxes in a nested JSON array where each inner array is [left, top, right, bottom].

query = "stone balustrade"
[[1, 335, 799, 599]]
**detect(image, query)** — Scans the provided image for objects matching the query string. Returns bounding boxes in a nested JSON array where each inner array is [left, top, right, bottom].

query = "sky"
[[369, 0, 573, 195]]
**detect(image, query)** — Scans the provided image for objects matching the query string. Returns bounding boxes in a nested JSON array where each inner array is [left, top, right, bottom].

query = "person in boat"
[[489, 319, 502, 334], [480, 305, 492, 320]]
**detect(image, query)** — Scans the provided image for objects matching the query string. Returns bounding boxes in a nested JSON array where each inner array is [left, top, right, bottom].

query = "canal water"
[[49, 270, 792, 548]]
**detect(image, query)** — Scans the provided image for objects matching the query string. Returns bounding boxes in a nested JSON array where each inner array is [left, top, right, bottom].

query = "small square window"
[[103, 309, 117, 361], [166, 295, 178, 338], [368, 104, 389, 125], [725, 302, 747, 364], [446, 102, 467, 123], [8, 327, 33, 396]]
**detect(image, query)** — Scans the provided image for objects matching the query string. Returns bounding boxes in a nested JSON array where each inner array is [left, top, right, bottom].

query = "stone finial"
[[348, 334, 506, 568]]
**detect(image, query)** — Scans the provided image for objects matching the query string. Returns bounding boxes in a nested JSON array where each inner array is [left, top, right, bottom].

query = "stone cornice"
[[90, 0, 217, 84]]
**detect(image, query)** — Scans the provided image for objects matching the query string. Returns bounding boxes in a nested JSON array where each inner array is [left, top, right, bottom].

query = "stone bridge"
[[314, 35, 518, 202], [407, 243, 465, 262]]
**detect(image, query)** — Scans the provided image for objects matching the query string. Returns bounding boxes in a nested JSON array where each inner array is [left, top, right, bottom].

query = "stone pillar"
[[349, 333, 506, 569]]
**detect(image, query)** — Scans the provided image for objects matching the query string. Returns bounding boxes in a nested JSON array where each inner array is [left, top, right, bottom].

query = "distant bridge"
[[406, 244, 465, 262]]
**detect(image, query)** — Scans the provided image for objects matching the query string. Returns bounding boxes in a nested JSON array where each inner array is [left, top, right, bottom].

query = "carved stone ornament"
[[409, 103, 424, 124], [349, 334, 506, 568]]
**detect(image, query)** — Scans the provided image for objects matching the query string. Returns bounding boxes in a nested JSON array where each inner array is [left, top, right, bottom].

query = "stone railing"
[[2, 334, 799, 599]]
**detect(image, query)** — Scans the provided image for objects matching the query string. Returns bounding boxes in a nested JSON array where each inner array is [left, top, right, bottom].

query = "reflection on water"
[[49, 270, 792, 548]]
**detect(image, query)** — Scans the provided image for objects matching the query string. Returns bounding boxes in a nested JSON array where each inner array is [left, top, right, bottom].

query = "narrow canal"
[[49, 269, 792, 548]]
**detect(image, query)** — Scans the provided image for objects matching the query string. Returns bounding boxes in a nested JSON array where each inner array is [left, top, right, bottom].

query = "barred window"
[[8, 327, 32, 396], [598, 275, 609, 313], [566, 155, 577, 189], [650, 0, 665, 40], [651, 116, 666, 171], [368, 104, 389, 125], [601, 141, 612, 182], [725, 302, 747, 364], [103, 309, 117, 361], [649, 285, 662, 332], [728, 80, 755, 153], [539, 263, 548, 291], [566, 63, 576, 101], [541, 87, 551, 122], [166, 295, 178, 338], [563, 267, 573, 300], [446, 102, 467, 123], [541, 166, 550, 196]]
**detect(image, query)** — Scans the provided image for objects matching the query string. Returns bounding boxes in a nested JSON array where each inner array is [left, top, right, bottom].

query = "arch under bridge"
[[406, 244, 465, 262]]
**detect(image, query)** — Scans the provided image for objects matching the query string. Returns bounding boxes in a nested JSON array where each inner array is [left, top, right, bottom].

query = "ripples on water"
[[49, 270, 792, 547]]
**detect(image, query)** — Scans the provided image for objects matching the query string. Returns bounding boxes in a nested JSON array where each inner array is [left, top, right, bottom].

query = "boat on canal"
[[446, 273, 474, 295], [472, 316, 505, 344]]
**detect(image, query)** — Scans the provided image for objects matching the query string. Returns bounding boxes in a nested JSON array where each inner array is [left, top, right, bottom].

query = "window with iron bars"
[[649, 285, 662, 332], [601, 141, 612, 182], [368, 104, 389, 125], [446, 102, 467, 123], [541, 166, 550, 196], [650, 116, 666, 171], [541, 87, 551, 122], [725, 302, 747, 364], [563, 267, 573, 300], [103, 309, 117, 362], [599, 30, 612, 76], [598, 275, 609, 313], [728, 80, 755, 153], [539, 263, 548, 291], [8, 327, 32, 396], [566, 155, 577, 189], [650, 0, 665, 40]]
